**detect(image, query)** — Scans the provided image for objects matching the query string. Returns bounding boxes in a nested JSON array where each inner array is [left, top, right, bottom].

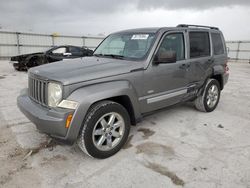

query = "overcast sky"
[[0, 0, 250, 40]]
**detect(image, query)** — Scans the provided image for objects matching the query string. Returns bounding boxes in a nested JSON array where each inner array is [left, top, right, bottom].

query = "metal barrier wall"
[[226, 41, 250, 63], [0, 31, 104, 59]]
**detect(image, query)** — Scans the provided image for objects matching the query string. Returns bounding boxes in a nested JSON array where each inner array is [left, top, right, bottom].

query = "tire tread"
[[77, 100, 129, 158], [195, 79, 220, 112]]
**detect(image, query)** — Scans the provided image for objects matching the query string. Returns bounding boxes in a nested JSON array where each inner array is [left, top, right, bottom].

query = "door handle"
[[179, 64, 186, 69], [179, 63, 190, 69], [208, 58, 215, 63], [63, 52, 72, 57]]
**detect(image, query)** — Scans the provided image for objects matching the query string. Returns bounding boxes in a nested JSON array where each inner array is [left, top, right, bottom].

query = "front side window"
[[94, 33, 155, 60], [211, 33, 225, 55], [157, 33, 185, 61], [189, 32, 210, 58]]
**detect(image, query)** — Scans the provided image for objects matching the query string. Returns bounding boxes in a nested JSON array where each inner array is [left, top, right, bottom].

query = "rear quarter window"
[[189, 32, 210, 58], [211, 33, 225, 55]]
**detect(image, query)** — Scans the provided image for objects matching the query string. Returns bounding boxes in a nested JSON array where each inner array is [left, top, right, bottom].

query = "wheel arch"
[[211, 74, 223, 90], [26, 55, 46, 67], [103, 95, 136, 125], [211, 65, 224, 90], [64, 81, 141, 142]]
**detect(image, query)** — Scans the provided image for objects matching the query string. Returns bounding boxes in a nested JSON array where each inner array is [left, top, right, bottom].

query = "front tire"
[[13, 63, 21, 71], [194, 79, 221, 112], [77, 101, 130, 159], [27, 57, 43, 69]]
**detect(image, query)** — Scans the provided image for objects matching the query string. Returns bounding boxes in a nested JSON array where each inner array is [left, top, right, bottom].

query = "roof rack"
[[177, 24, 219, 30]]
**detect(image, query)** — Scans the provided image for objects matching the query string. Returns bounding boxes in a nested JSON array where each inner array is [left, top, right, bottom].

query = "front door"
[[140, 32, 190, 113]]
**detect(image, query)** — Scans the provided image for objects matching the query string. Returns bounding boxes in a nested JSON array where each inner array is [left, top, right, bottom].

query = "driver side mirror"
[[154, 51, 177, 64]]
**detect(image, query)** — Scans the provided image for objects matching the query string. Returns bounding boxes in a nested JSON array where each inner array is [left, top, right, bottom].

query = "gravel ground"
[[0, 61, 250, 188]]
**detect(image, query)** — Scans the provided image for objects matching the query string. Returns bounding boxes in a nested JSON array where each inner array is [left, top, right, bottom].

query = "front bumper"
[[9, 60, 19, 64], [10, 60, 25, 70], [17, 90, 75, 143]]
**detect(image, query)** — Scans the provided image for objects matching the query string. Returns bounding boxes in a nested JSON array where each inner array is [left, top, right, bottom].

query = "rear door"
[[185, 31, 213, 88]]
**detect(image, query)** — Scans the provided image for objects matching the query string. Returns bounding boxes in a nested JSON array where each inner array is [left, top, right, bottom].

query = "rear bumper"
[[223, 72, 229, 87], [17, 89, 75, 143]]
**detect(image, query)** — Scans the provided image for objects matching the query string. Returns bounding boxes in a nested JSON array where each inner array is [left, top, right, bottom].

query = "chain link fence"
[[0, 31, 104, 59], [0, 31, 250, 63], [226, 41, 250, 63]]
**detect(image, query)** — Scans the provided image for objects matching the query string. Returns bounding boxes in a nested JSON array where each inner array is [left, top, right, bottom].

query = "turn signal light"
[[66, 114, 73, 128]]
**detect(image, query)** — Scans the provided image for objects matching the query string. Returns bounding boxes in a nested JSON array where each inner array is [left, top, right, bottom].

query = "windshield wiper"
[[94, 54, 124, 59], [93, 54, 103, 57], [103, 54, 125, 59]]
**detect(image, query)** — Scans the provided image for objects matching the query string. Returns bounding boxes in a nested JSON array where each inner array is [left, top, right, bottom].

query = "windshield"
[[94, 33, 156, 60]]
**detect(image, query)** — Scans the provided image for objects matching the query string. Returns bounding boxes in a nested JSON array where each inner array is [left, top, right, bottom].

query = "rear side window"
[[189, 32, 210, 58], [69, 46, 82, 53], [211, 33, 225, 55]]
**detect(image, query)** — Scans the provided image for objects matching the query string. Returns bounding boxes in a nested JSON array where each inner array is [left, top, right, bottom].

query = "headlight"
[[48, 82, 62, 107]]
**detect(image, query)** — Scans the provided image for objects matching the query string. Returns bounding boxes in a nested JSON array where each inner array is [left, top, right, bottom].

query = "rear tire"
[[195, 79, 221, 112], [77, 100, 130, 159]]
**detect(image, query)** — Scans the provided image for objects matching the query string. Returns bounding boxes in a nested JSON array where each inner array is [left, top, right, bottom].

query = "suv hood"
[[29, 56, 144, 85]]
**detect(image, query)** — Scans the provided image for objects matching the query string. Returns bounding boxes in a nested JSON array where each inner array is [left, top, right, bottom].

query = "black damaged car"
[[10, 45, 93, 71]]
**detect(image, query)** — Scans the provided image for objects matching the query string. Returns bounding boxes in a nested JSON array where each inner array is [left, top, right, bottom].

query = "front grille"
[[28, 77, 48, 106]]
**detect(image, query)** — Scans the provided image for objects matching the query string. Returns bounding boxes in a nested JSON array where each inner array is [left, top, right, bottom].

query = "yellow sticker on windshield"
[[131, 34, 149, 40]]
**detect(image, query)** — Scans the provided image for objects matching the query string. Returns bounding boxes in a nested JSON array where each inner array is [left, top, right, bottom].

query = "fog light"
[[66, 114, 73, 128]]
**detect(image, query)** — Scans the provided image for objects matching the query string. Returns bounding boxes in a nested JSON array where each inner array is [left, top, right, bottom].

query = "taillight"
[[224, 61, 229, 74]]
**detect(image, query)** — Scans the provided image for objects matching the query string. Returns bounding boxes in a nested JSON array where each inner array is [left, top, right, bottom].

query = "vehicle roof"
[[114, 26, 221, 34]]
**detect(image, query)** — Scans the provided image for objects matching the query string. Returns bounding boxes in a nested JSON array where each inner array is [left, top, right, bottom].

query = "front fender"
[[26, 54, 46, 64], [64, 81, 140, 142]]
